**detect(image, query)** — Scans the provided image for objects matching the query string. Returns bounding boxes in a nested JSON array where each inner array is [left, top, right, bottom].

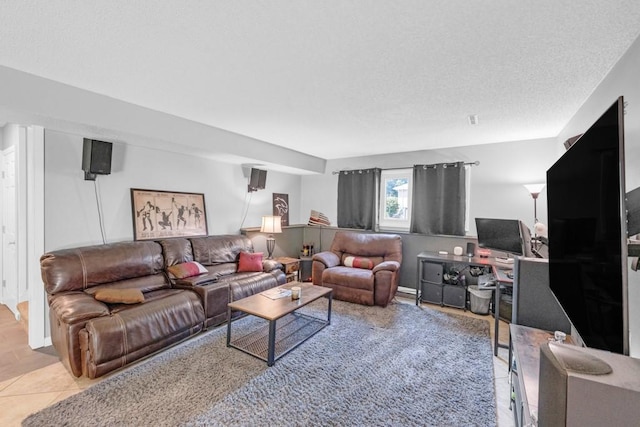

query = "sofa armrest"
[[312, 251, 340, 268], [262, 259, 282, 273], [373, 260, 400, 274], [49, 292, 110, 324]]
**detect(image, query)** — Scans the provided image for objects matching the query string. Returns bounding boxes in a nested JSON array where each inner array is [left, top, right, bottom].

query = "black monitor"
[[475, 218, 524, 256]]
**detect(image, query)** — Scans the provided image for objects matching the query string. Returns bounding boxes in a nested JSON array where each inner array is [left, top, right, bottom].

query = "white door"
[[2, 146, 18, 318]]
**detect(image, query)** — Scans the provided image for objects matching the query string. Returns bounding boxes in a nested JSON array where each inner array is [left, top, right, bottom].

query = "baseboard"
[[398, 286, 417, 296]]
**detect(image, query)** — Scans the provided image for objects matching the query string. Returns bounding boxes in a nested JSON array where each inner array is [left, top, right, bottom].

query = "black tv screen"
[[547, 97, 628, 355], [475, 218, 524, 256]]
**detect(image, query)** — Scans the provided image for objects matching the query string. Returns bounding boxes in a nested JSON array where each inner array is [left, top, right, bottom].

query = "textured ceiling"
[[1, 1, 640, 160]]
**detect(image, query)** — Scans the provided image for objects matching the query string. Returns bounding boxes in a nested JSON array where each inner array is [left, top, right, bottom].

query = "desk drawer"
[[422, 261, 443, 283], [421, 281, 442, 304]]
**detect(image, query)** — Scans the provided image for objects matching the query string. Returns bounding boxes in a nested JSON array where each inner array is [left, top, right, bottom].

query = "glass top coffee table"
[[226, 282, 332, 366]]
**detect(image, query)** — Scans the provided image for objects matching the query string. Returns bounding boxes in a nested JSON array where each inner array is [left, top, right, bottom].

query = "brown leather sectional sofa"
[[40, 234, 285, 379]]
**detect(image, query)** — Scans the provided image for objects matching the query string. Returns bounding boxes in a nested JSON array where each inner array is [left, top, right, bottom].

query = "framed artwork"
[[131, 188, 208, 240], [273, 193, 289, 226]]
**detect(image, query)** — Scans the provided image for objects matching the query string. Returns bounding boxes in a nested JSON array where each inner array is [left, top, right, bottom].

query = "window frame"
[[378, 168, 413, 231]]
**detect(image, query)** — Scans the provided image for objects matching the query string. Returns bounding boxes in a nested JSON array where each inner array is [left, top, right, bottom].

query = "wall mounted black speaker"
[[466, 242, 476, 257], [82, 139, 113, 181], [248, 168, 267, 192]]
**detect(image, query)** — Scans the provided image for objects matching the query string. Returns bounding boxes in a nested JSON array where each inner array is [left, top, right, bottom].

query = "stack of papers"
[[261, 288, 292, 300]]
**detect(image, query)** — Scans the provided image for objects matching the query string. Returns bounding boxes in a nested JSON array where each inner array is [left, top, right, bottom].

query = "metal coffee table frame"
[[226, 283, 332, 366]]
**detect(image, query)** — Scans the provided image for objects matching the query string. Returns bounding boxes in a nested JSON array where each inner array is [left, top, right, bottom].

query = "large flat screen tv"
[[546, 96, 628, 355]]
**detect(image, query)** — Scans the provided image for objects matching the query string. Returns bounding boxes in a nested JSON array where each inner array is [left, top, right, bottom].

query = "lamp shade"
[[260, 216, 282, 234], [524, 183, 546, 197]]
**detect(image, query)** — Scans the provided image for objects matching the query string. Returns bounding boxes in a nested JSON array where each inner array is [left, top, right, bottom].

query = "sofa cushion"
[[237, 252, 263, 272], [82, 274, 170, 295], [94, 288, 145, 304], [81, 290, 205, 378], [224, 272, 284, 301], [323, 266, 374, 291], [343, 256, 374, 270], [49, 292, 110, 324], [167, 261, 208, 279]]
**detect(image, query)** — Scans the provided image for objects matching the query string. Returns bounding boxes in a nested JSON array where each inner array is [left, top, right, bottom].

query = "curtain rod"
[[331, 161, 480, 175]]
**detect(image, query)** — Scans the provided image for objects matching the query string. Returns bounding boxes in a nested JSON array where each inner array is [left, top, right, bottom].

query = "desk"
[[416, 251, 513, 356], [487, 265, 513, 355], [509, 325, 574, 426]]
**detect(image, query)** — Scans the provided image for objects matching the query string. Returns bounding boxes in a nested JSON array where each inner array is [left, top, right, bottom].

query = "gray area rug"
[[24, 300, 496, 426]]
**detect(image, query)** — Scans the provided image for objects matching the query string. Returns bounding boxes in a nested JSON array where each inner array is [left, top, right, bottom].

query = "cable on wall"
[[238, 190, 253, 230], [93, 178, 107, 244]]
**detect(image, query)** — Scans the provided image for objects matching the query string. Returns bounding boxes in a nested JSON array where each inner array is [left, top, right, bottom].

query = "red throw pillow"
[[238, 251, 263, 272], [344, 256, 374, 270], [167, 261, 208, 279]]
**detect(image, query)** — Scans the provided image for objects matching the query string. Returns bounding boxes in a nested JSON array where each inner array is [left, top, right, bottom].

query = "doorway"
[[1, 145, 18, 318], [0, 123, 45, 348]]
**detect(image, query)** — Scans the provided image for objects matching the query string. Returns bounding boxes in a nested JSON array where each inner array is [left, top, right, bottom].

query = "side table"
[[274, 257, 300, 282]]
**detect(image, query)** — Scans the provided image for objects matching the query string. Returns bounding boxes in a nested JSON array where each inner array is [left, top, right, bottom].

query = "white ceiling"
[[2, 1, 640, 160]]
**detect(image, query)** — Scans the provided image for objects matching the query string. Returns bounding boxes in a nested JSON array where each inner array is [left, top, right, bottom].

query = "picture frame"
[[273, 193, 289, 226], [131, 188, 208, 241]]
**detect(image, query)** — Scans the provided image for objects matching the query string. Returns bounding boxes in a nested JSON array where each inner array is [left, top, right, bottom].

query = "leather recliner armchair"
[[312, 231, 402, 306]]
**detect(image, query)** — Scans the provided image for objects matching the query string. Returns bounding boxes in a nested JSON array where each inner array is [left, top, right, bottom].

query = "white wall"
[[44, 130, 302, 250], [301, 137, 559, 236], [0, 65, 325, 176], [558, 35, 640, 192]]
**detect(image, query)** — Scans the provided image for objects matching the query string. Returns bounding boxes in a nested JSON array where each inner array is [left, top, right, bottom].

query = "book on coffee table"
[[261, 287, 292, 300]]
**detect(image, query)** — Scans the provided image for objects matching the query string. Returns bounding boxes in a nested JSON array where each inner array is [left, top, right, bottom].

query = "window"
[[377, 165, 472, 234], [378, 169, 412, 231]]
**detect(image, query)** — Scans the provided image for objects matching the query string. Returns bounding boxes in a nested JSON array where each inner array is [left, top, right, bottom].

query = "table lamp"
[[260, 215, 282, 259]]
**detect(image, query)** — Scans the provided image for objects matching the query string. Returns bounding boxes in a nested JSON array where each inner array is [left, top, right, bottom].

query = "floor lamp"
[[260, 215, 282, 259], [523, 183, 545, 225], [524, 184, 546, 256]]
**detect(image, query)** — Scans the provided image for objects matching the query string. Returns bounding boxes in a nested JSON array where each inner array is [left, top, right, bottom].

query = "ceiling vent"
[[467, 114, 479, 125]]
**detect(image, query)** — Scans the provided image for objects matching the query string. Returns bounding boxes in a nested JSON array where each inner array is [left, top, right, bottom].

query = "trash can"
[[468, 285, 492, 315]]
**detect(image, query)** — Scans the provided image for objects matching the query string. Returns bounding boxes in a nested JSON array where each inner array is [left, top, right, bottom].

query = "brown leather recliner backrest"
[[158, 238, 193, 267], [40, 240, 166, 295], [189, 234, 255, 266]]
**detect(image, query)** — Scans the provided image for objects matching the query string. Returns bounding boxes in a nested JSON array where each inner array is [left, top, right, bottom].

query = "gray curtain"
[[337, 168, 380, 230], [410, 162, 466, 236]]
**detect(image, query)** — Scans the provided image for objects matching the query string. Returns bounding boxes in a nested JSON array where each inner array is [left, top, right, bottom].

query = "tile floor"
[[0, 298, 515, 426]]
